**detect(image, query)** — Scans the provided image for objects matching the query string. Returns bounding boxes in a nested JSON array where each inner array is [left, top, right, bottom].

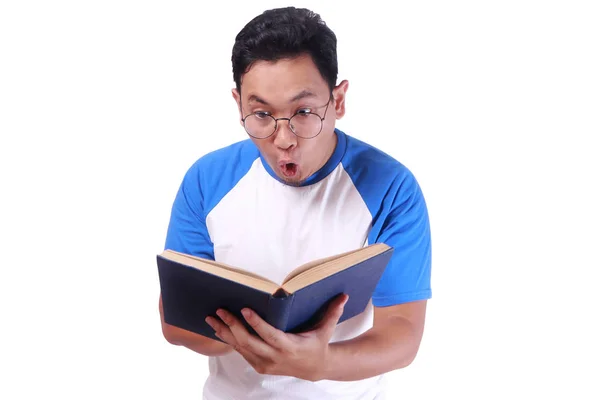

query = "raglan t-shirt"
[[164, 128, 432, 400]]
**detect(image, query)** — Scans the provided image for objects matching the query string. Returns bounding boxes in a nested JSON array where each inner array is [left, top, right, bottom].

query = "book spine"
[[266, 291, 293, 331]]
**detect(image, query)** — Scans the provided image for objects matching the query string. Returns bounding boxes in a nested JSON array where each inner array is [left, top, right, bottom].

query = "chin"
[[278, 174, 306, 187]]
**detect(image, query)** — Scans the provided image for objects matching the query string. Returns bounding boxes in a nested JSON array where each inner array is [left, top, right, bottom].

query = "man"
[[159, 6, 432, 400]]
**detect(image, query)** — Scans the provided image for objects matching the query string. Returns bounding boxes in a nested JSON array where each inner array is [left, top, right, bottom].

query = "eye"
[[296, 108, 312, 116], [253, 111, 271, 119]]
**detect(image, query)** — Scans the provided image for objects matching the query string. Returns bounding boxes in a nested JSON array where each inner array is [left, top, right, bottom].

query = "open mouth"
[[279, 162, 298, 177]]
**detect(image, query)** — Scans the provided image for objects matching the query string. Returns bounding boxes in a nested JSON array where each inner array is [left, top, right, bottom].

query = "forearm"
[[163, 323, 233, 356], [322, 316, 422, 381], [159, 296, 233, 357]]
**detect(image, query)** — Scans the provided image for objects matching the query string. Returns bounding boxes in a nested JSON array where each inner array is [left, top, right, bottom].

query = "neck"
[[317, 130, 338, 171]]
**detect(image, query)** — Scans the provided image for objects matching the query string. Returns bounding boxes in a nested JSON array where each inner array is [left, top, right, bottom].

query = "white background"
[[1, 1, 599, 399]]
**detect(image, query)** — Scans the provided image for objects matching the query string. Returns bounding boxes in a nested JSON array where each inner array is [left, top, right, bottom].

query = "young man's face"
[[233, 54, 348, 185]]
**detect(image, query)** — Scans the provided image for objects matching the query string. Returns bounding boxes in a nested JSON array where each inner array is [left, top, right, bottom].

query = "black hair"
[[232, 7, 338, 93]]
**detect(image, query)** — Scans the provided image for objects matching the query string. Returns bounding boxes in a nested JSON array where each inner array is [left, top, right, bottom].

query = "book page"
[[161, 250, 281, 294], [281, 246, 370, 284], [281, 243, 391, 293]]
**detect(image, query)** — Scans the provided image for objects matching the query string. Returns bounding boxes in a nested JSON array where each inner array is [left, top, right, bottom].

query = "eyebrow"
[[247, 94, 269, 105], [247, 90, 317, 106], [289, 90, 316, 103]]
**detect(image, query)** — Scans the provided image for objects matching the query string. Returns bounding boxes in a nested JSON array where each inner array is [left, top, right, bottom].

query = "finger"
[[205, 316, 237, 345], [216, 309, 277, 359], [207, 316, 265, 365], [207, 317, 265, 366], [239, 350, 267, 372], [314, 294, 348, 339], [241, 308, 291, 350], [206, 314, 263, 365]]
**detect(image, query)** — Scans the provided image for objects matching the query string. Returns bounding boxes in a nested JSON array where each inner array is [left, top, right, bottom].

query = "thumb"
[[315, 294, 348, 339]]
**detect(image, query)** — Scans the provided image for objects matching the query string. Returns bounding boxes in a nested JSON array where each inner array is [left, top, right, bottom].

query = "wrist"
[[318, 344, 337, 381]]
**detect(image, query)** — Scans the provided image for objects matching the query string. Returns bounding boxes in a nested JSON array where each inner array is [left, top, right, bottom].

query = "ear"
[[332, 80, 349, 119], [232, 88, 244, 126]]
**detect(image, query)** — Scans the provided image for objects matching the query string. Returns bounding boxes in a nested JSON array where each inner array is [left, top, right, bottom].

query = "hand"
[[205, 294, 349, 381]]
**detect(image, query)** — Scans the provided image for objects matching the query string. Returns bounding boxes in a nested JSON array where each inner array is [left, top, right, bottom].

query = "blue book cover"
[[157, 244, 394, 341]]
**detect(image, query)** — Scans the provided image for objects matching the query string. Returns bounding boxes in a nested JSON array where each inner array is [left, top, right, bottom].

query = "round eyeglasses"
[[241, 100, 331, 139]]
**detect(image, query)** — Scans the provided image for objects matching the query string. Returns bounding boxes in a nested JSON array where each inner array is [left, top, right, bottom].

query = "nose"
[[272, 118, 297, 150]]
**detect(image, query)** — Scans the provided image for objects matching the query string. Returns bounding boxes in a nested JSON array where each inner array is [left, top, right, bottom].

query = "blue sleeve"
[[369, 171, 432, 307], [164, 161, 215, 260]]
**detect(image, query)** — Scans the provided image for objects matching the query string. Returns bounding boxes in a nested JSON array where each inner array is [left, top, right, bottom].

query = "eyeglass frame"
[[240, 93, 333, 139]]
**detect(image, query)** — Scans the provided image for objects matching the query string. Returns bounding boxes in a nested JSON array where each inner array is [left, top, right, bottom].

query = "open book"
[[157, 243, 393, 340]]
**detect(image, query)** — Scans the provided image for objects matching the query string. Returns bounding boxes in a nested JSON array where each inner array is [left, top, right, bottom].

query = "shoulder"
[[340, 133, 432, 306], [180, 139, 260, 214], [341, 132, 422, 216], [342, 132, 415, 183]]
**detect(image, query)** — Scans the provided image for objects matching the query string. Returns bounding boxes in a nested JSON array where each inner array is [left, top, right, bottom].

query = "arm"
[[320, 166, 432, 380], [160, 160, 232, 356], [159, 295, 233, 356], [322, 299, 427, 381]]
